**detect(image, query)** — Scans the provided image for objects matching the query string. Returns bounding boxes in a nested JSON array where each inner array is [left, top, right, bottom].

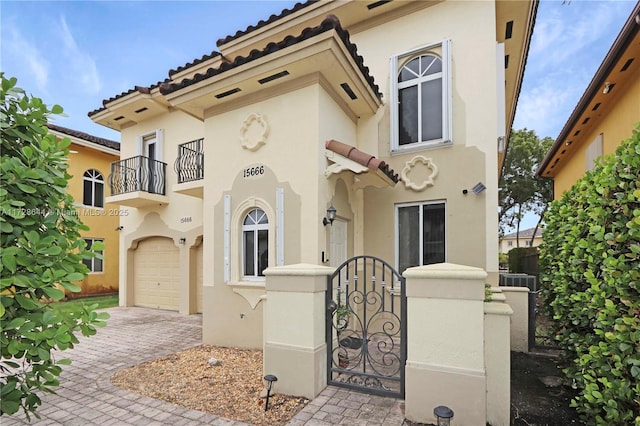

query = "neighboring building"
[[89, 0, 537, 348], [537, 2, 640, 198], [47, 123, 120, 296], [499, 227, 543, 254]]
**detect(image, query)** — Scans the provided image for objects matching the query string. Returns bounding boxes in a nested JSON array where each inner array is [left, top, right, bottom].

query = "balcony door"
[[143, 136, 157, 193]]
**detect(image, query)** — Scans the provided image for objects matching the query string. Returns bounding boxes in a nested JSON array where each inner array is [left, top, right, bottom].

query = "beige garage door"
[[133, 237, 180, 311], [196, 243, 203, 313]]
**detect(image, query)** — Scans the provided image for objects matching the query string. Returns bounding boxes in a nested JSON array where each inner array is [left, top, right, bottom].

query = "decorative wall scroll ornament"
[[400, 156, 438, 191], [240, 113, 269, 151]]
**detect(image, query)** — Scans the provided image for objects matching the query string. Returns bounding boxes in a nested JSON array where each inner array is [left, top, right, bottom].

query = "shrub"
[[0, 74, 109, 419], [539, 124, 640, 424], [508, 246, 537, 273]]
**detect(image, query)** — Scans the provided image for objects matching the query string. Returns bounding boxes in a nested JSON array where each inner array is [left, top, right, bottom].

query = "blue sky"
[[1, 0, 636, 230]]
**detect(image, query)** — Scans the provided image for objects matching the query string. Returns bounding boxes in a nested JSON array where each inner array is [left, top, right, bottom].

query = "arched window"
[[398, 53, 443, 145], [390, 40, 451, 151], [242, 208, 268, 278], [83, 169, 104, 208]]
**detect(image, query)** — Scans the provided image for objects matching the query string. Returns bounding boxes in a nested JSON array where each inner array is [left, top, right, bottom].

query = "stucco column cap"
[[484, 302, 514, 316], [403, 263, 487, 281], [264, 263, 335, 277]]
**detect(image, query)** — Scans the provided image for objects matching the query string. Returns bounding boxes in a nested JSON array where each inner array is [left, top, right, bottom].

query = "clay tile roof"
[[46, 123, 120, 151], [325, 139, 398, 183], [168, 50, 222, 77], [216, 0, 318, 47], [87, 79, 170, 118], [161, 15, 381, 99]]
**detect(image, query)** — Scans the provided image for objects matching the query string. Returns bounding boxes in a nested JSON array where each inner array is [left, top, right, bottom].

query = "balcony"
[[173, 138, 204, 198], [106, 156, 169, 207]]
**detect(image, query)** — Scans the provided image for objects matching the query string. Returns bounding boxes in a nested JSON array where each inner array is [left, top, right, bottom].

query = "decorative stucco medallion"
[[240, 113, 269, 151], [400, 156, 438, 191]]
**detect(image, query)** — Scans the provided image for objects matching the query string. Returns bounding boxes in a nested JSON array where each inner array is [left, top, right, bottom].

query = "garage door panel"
[[134, 237, 180, 311]]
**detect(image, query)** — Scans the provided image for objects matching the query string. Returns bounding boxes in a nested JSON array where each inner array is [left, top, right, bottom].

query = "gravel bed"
[[111, 345, 308, 425]]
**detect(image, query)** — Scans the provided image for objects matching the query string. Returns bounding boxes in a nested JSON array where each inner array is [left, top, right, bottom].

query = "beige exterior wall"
[[353, 1, 500, 283], [114, 110, 205, 312], [102, 0, 513, 348], [553, 73, 640, 199], [66, 142, 120, 295]]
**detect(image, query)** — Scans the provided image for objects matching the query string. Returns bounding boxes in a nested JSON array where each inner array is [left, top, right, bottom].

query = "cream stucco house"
[[90, 0, 537, 350]]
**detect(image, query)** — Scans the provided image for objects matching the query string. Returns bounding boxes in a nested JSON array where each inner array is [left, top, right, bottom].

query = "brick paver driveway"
[[3, 307, 245, 426], [3, 306, 405, 426]]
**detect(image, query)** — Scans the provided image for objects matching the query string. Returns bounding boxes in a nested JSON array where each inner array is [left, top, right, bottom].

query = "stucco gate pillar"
[[403, 263, 488, 425], [263, 264, 334, 399]]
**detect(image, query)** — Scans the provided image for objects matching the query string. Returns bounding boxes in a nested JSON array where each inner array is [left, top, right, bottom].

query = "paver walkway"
[[3, 307, 405, 425]]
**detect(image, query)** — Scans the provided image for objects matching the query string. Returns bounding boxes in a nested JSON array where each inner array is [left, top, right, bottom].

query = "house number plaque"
[[243, 164, 265, 179]]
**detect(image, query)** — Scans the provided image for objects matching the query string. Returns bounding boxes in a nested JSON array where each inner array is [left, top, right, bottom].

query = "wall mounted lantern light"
[[323, 205, 337, 226], [179, 237, 186, 245], [434, 405, 454, 426]]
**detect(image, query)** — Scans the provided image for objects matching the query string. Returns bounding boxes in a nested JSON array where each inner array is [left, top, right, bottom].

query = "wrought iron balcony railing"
[[108, 156, 167, 196], [174, 138, 204, 184]]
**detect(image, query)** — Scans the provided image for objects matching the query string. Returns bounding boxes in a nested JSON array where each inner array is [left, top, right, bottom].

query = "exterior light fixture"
[[263, 374, 278, 411], [472, 182, 486, 195], [179, 237, 186, 245], [323, 204, 337, 226], [602, 82, 612, 94], [434, 405, 454, 426]]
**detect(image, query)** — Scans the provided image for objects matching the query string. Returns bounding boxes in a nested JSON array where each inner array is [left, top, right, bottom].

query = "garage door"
[[133, 237, 180, 311], [196, 243, 203, 313]]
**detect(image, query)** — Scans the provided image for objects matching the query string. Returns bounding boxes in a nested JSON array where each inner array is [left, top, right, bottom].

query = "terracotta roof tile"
[[168, 50, 222, 77], [160, 15, 381, 99], [46, 123, 120, 151], [216, 1, 318, 47], [88, 79, 169, 117], [325, 139, 398, 183]]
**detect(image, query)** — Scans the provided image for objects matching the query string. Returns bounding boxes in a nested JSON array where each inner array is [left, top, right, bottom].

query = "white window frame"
[[395, 200, 447, 273], [242, 208, 269, 280], [390, 39, 452, 154], [83, 238, 104, 273], [136, 129, 164, 161], [82, 169, 104, 208]]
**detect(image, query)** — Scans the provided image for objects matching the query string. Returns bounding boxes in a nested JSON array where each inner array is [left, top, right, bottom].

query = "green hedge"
[[539, 124, 640, 424], [508, 246, 538, 273]]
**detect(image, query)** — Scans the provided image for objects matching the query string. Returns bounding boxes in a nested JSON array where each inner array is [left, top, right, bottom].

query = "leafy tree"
[[540, 124, 639, 424], [499, 128, 553, 245], [0, 74, 109, 419]]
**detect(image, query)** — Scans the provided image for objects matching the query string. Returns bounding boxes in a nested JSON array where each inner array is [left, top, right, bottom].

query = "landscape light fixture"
[[323, 204, 337, 226], [434, 405, 454, 426], [263, 374, 278, 411]]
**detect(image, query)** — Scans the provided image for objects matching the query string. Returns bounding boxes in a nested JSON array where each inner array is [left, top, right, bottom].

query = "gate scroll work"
[[326, 256, 406, 398]]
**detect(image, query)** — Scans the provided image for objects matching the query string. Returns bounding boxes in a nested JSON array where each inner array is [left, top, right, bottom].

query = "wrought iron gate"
[[326, 256, 406, 398]]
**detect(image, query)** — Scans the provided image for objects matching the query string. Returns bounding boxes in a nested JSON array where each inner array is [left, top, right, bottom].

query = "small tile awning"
[[324, 139, 398, 188]]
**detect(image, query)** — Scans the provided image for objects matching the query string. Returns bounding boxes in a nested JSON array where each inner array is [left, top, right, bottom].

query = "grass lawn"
[[51, 294, 118, 315]]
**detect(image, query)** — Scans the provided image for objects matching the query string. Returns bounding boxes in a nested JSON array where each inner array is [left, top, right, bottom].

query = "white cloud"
[[58, 15, 102, 94], [4, 24, 50, 93]]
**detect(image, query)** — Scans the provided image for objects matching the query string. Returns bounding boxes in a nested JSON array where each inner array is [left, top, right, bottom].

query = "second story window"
[[83, 169, 104, 208], [390, 40, 452, 152]]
